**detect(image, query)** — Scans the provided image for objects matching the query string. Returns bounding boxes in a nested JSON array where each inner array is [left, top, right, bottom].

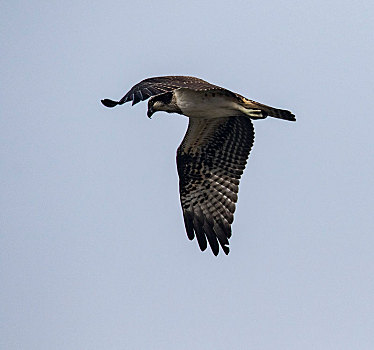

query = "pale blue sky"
[[1, 1, 374, 349]]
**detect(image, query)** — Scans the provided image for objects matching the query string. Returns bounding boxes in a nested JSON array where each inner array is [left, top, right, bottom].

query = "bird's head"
[[147, 92, 175, 118]]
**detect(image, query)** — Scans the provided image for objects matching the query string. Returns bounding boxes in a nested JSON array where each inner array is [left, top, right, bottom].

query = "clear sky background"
[[1, 1, 374, 349]]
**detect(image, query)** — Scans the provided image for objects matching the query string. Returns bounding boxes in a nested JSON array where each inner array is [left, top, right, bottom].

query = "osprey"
[[102, 76, 295, 255]]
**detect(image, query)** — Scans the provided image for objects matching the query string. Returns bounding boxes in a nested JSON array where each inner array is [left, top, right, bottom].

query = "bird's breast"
[[174, 89, 243, 118]]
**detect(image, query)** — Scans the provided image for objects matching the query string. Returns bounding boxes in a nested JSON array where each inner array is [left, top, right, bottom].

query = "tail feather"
[[244, 98, 296, 121], [264, 107, 296, 121]]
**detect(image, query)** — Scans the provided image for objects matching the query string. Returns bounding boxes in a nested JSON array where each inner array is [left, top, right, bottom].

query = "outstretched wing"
[[177, 116, 255, 256], [101, 76, 227, 107]]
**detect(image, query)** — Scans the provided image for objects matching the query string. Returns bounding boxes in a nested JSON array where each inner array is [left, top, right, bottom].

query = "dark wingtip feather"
[[214, 223, 231, 255], [207, 235, 219, 256], [101, 98, 119, 108], [193, 222, 208, 252], [196, 233, 208, 252], [222, 245, 230, 255], [101, 99, 119, 108], [204, 223, 220, 256], [183, 211, 195, 240]]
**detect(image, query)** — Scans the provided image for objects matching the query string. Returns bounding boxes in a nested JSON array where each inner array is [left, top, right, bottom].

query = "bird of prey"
[[101, 76, 295, 256]]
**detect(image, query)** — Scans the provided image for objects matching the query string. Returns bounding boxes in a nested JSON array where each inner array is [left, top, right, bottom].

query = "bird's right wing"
[[101, 76, 228, 107], [177, 116, 255, 255]]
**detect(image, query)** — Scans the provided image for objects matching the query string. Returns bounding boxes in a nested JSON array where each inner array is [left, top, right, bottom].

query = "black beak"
[[147, 106, 154, 119]]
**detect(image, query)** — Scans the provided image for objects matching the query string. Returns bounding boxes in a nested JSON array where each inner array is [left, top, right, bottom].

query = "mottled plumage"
[[102, 76, 228, 107], [102, 76, 295, 255]]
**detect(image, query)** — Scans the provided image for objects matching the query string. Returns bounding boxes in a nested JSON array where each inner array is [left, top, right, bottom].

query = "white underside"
[[175, 89, 260, 119]]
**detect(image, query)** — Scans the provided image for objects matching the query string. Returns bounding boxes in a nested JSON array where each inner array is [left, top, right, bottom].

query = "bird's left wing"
[[177, 116, 255, 256], [101, 76, 226, 107]]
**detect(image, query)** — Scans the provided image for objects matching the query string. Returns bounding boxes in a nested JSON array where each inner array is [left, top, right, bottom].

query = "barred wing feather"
[[177, 116, 255, 255]]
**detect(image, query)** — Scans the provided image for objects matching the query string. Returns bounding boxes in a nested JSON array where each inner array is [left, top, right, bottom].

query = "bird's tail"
[[260, 105, 295, 121], [244, 98, 296, 121], [267, 107, 295, 121]]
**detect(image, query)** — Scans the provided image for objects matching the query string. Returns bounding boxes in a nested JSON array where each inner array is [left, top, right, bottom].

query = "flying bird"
[[101, 76, 295, 255]]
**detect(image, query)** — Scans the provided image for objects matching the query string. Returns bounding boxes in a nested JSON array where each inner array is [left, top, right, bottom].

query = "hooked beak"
[[147, 106, 154, 119]]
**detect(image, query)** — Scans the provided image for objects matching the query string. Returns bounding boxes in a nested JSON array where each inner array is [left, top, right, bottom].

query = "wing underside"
[[177, 116, 255, 255]]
